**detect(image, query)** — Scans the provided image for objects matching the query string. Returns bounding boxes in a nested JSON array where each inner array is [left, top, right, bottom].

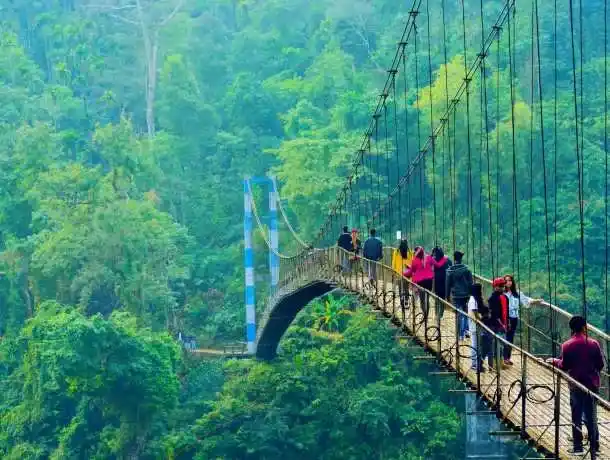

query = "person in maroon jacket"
[[546, 315, 604, 458], [487, 277, 509, 371]]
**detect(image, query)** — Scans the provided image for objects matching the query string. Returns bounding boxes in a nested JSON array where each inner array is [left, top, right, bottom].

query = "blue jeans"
[[454, 297, 468, 339]]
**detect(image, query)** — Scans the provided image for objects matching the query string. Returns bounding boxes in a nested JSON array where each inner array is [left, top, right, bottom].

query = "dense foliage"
[[0, 0, 607, 458], [166, 302, 463, 460]]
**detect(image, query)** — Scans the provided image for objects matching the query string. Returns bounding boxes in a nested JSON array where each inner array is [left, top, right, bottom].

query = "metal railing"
[[380, 246, 610, 402], [262, 247, 610, 459]]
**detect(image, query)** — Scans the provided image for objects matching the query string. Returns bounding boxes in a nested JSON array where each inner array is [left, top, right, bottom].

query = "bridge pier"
[[465, 393, 509, 459]]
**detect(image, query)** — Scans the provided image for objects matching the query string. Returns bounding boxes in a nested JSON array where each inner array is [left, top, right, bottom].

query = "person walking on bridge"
[[446, 251, 473, 341], [546, 316, 604, 458], [468, 282, 490, 372], [488, 277, 510, 371], [431, 246, 452, 319], [392, 239, 413, 308], [350, 229, 361, 256], [404, 247, 434, 321], [349, 228, 362, 272], [392, 239, 413, 275], [503, 274, 542, 366], [337, 226, 352, 273], [363, 228, 383, 283]]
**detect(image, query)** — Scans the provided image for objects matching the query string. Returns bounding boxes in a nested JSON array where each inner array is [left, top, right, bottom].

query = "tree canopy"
[[0, 0, 607, 458]]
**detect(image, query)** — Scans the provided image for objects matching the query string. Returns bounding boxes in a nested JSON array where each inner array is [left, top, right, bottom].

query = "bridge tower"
[[243, 176, 279, 354]]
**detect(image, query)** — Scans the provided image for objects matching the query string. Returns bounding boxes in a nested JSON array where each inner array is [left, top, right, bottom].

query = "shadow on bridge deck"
[[256, 280, 336, 360]]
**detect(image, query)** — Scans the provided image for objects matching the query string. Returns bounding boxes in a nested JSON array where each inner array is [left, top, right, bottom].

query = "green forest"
[[0, 0, 608, 458]]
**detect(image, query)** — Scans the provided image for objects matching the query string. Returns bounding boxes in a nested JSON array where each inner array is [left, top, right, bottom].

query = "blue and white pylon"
[[243, 179, 256, 354], [243, 176, 280, 354]]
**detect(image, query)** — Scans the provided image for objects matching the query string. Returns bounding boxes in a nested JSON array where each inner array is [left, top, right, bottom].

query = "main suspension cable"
[[247, 179, 297, 260]]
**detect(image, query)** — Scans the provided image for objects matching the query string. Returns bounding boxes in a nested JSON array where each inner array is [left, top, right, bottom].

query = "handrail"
[[258, 246, 610, 457], [342, 247, 610, 409], [472, 272, 610, 342], [382, 246, 610, 342]]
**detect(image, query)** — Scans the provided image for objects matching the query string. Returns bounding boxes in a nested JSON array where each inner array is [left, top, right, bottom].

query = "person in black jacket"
[[431, 246, 452, 319], [363, 228, 383, 282], [337, 226, 352, 272], [446, 251, 473, 340]]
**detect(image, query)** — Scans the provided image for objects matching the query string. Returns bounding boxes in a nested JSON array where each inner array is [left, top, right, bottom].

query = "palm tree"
[[312, 296, 353, 332]]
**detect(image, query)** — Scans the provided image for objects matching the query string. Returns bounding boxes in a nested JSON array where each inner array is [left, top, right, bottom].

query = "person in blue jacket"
[[363, 228, 383, 282]]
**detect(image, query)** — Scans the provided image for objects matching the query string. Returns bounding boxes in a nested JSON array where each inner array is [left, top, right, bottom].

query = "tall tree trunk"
[[18, 256, 33, 318], [136, 0, 156, 139], [92, 0, 184, 138], [146, 35, 159, 138]]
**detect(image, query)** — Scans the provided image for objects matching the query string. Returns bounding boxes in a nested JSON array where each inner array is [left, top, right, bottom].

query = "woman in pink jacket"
[[404, 247, 435, 321]]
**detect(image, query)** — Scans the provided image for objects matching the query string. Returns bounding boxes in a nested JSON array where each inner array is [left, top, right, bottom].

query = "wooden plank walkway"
[[190, 347, 249, 359], [336, 270, 610, 460]]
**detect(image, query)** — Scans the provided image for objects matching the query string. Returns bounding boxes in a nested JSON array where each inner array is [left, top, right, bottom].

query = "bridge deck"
[[339, 272, 610, 460], [190, 348, 249, 358]]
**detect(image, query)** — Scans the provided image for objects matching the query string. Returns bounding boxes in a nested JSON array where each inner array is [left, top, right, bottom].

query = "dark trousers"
[[454, 297, 468, 339], [434, 290, 447, 320], [417, 278, 433, 321], [570, 388, 599, 453], [503, 317, 519, 360], [399, 279, 409, 308], [478, 331, 493, 368]]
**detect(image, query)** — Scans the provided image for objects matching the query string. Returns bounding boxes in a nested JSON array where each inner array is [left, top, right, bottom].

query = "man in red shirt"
[[546, 315, 604, 458]]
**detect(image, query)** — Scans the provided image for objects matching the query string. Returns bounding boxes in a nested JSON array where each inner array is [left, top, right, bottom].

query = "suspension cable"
[[392, 73, 403, 236], [480, 0, 495, 278], [412, 10, 424, 242], [534, 0, 555, 356], [460, 0, 475, 271], [605, 0, 610, 395], [452, 108, 457, 252], [375, 115, 381, 228], [271, 177, 312, 250], [425, 0, 437, 246], [246, 179, 296, 260], [384, 99, 391, 237], [315, 0, 423, 245], [553, 0, 559, 324], [442, 0, 450, 248], [529, 1, 535, 295], [568, 0, 588, 322], [507, 0, 522, 348], [495, 26, 502, 275], [366, 1, 516, 234], [403, 52, 413, 240], [507, 3, 519, 277]]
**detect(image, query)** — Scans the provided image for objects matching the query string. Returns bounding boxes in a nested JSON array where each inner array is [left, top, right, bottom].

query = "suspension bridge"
[[198, 0, 610, 458]]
